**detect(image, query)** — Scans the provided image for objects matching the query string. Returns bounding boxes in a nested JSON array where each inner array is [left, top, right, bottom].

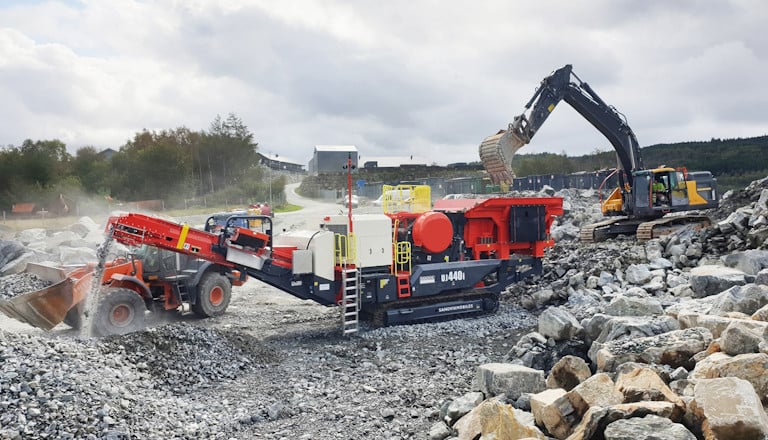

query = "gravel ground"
[[1, 182, 751, 439], [0, 280, 538, 439], [0, 187, 540, 439]]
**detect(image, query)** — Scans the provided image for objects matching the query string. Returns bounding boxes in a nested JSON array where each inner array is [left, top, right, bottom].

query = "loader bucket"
[[0, 263, 94, 330], [478, 129, 527, 185]]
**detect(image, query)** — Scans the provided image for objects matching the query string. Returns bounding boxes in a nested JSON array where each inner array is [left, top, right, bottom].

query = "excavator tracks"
[[579, 217, 642, 243], [635, 215, 712, 241], [581, 215, 712, 243]]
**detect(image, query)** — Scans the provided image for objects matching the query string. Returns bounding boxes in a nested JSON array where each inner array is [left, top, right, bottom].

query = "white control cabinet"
[[324, 214, 393, 268]]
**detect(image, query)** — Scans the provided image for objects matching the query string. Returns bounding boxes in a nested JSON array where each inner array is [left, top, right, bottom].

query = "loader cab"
[[134, 245, 196, 278]]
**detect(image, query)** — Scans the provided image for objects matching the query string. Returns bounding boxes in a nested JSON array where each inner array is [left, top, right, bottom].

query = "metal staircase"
[[341, 266, 360, 335]]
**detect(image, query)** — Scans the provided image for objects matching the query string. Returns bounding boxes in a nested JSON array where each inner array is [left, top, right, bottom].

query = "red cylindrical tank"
[[412, 211, 453, 254]]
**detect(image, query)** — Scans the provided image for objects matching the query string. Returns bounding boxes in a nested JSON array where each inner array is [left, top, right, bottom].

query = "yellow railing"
[[381, 184, 431, 214], [335, 232, 357, 264], [393, 241, 412, 274]]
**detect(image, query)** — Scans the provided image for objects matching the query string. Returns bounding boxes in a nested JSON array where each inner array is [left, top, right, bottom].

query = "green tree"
[[200, 113, 258, 192], [72, 147, 111, 194], [18, 139, 72, 188]]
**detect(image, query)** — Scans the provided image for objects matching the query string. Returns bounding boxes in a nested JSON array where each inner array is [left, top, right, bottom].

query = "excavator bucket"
[[478, 129, 527, 185], [0, 263, 94, 330]]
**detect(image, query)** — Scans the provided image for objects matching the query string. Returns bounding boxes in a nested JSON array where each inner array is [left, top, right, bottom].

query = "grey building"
[[308, 145, 358, 174]]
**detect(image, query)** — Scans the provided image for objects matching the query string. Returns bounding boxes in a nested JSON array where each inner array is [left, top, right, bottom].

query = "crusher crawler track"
[[368, 289, 500, 328]]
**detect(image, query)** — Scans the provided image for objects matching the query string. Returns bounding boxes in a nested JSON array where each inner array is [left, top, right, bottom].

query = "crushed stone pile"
[[0, 324, 277, 439], [0, 272, 52, 300], [98, 324, 279, 393]]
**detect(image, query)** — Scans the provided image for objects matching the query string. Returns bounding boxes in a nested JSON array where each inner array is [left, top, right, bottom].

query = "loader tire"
[[191, 273, 231, 318], [90, 288, 146, 337]]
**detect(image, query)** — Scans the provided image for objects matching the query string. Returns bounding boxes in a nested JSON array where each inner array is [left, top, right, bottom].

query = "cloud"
[[0, 0, 765, 166]]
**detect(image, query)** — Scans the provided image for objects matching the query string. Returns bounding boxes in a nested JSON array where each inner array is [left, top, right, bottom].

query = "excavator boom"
[[479, 64, 718, 241], [479, 64, 642, 185]]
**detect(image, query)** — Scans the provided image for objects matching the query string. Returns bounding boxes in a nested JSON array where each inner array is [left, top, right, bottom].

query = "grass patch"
[[276, 203, 302, 213]]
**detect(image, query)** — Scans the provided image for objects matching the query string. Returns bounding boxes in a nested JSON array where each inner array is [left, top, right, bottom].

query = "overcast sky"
[[0, 0, 766, 166]]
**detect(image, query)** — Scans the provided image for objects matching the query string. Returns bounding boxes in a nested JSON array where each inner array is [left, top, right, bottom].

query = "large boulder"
[[58, 246, 97, 265], [545, 355, 591, 391], [530, 388, 567, 428], [757, 268, 768, 286], [16, 228, 46, 245], [603, 415, 695, 440], [719, 321, 764, 355], [689, 265, 747, 298], [614, 367, 683, 408], [42, 230, 79, 252], [0, 240, 25, 269], [625, 264, 652, 285], [444, 392, 484, 426], [595, 327, 712, 372], [538, 307, 583, 341], [677, 313, 768, 338], [539, 373, 623, 439], [583, 314, 679, 344], [604, 295, 663, 317], [722, 249, 768, 275], [567, 401, 683, 440], [452, 399, 546, 440], [690, 352, 768, 400], [474, 363, 545, 401], [1, 251, 39, 276], [68, 216, 100, 237], [709, 284, 768, 316], [688, 377, 768, 440]]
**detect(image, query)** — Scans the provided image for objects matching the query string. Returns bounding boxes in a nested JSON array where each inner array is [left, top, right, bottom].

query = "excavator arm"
[[479, 64, 643, 184]]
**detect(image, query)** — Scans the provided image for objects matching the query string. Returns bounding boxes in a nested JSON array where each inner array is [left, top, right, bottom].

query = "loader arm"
[[480, 64, 643, 185]]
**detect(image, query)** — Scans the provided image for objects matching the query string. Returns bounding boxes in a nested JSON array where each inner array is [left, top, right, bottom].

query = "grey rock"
[[722, 249, 768, 275], [474, 363, 545, 401], [0, 241, 25, 269], [595, 327, 713, 372], [625, 264, 652, 285], [445, 392, 484, 426], [649, 257, 673, 270], [720, 321, 763, 355], [604, 295, 663, 317], [689, 265, 747, 298], [428, 422, 453, 440], [16, 229, 46, 245], [604, 414, 695, 440], [709, 283, 768, 316], [756, 268, 768, 285], [538, 307, 583, 341], [58, 246, 97, 265]]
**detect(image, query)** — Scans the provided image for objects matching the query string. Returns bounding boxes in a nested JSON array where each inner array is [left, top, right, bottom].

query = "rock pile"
[[696, 176, 768, 254], [0, 217, 117, 277], [0, 324, 276, 439], [428, 180, 768, 439], [0, 272, 52, 300]]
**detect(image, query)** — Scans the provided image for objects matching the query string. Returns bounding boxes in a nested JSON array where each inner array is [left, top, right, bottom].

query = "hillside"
[[517, 135, 768, 192]]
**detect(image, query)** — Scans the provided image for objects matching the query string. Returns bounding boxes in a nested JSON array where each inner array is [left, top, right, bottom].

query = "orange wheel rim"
[[110, 304, 133, 326], [209, 286, 224, 306]]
